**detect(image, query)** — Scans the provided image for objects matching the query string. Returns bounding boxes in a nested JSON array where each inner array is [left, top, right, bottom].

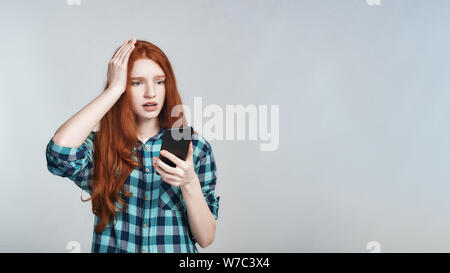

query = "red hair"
[[82, 40, 187, 233]]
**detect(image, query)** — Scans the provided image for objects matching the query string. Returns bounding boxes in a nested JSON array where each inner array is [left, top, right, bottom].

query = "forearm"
[[53, 87, 123, 148], [181, 176, 216, 248]]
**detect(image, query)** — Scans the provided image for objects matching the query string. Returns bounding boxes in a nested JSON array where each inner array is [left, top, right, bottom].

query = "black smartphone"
[[159, 126, 194, 168]]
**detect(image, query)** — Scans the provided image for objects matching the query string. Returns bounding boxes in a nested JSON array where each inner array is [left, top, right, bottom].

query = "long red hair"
[[82, 40, 187, 233]]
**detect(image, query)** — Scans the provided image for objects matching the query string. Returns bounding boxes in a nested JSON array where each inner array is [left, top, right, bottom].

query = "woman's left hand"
[[153, 141, 198, 188]]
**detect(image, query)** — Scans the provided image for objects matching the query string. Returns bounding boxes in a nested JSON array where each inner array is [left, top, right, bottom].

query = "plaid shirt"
[[45, 127, 220, 253]]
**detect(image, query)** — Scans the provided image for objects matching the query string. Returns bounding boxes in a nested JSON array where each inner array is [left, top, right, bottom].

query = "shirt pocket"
[[158, 179, 184, 211]]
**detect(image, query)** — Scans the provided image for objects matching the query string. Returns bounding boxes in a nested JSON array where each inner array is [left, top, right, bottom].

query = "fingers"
[[117, 38, 135, 64], [187, 141, 194, 160], [153, 156, 183, 176], [111, 37, 136, 64], [119, 38, 136, 65], [153, 160, 182, 185], [116, 38, 135, 64], [160, 150, 187, 169], [111, 39, 129, 61]]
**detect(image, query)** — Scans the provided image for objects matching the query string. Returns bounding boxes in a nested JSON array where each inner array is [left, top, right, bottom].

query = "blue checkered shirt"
[[45, 128, 220, 253]]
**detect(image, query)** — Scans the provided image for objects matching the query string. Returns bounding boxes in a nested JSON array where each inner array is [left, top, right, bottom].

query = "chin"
[[140, 111, 160, 119]]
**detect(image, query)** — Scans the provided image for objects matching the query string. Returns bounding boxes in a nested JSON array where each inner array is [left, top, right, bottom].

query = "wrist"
[[181, 176, 200, 194], [105, 86, 125, 96]]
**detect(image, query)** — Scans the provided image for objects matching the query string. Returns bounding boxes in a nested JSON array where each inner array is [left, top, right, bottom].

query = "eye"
[[156, 80, 166, 85], [132, 81, 142, 86]]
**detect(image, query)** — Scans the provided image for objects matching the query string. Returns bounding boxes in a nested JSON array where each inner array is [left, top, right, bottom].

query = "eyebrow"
[[130, 75, 166, 80]]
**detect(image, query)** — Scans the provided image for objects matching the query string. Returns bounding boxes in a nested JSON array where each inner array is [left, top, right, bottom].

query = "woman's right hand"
[[106, 37, 136, 94]]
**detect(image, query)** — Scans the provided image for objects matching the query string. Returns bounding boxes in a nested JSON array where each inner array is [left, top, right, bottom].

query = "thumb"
[[187, 141, 194, 160]]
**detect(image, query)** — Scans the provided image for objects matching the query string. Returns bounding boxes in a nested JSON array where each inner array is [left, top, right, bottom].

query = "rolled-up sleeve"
[[45, 131, 96, 195], [195, 139, 221, 221]]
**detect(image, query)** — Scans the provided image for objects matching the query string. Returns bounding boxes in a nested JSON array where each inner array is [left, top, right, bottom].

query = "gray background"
[[1, 0, 450, 252]]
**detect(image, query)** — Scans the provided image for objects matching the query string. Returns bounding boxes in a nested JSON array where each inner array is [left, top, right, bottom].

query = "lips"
[[142, 101, 158, 106], [142, 102, 158, 112]]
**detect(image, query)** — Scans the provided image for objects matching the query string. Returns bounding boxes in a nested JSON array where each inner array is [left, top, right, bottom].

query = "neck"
[[136, 117, 161, 142]]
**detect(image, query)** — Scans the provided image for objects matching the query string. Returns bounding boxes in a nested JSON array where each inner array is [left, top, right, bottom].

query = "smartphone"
[[159, 126, 194, 168]]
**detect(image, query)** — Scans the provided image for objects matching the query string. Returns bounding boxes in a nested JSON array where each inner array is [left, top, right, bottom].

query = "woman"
[[45, 38, 220, 253]]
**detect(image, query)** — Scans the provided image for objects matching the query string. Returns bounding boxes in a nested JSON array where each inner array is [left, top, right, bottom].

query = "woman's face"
[[128, 58, 166, 121]]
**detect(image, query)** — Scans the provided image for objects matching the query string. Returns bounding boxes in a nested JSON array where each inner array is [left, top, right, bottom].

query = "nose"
[[144, 84, 156, 98]]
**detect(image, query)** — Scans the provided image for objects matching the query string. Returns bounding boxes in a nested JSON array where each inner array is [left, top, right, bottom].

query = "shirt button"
[[144, 145, 148, 150], [143, 222, 146, 228], [145, 168, 150, 173]]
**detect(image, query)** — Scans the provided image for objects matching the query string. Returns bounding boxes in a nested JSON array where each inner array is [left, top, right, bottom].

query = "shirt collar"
[[137, 127, 165, 145]]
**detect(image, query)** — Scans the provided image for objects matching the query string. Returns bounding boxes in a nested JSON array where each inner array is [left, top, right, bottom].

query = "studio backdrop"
[[1, 0, 450, 252]]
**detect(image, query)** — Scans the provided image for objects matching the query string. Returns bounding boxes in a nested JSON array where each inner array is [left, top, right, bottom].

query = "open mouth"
[[142, 102, 158, 111]]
